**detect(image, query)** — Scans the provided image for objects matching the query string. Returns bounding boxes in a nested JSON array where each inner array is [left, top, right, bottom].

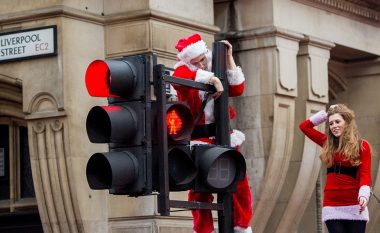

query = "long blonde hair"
[[320, 104, 361, 167]]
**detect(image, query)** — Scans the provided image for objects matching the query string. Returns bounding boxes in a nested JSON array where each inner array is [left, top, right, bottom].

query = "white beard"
[[187, 50, 213, 72]]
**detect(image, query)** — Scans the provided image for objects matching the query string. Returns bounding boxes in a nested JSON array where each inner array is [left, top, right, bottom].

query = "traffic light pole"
[[155, 65, 222, 215], [212, 42, 234, 233], [155, 64, 171, 215], [213, 42, 230, 147]]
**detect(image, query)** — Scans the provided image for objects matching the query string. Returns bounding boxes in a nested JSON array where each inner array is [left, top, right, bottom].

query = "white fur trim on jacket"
[[174, 60, 186, 70], [358, 185, 371, 201], [309, 110, 328, 126], [203, 98, 215, 124], [231, 129, 246, 147], [195, 69, 214, 84], [227, 66, 245, 85], [322, 205, 369, 222], [190, 140, 209, 149], [174, 60, 199, 72], [234, 226, 252, 233], [177, 40, 208, 64]]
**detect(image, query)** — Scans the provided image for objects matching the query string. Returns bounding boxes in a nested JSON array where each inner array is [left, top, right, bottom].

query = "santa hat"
[[175, 34, 208, 64]]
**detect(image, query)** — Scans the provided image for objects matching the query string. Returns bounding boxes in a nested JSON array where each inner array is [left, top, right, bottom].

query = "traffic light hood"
[[85, 59, 137, 98]]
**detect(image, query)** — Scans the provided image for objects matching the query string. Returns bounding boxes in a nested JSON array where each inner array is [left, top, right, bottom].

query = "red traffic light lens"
[[166, 109, 182, 136], [165, 104, 193, 141], [85, 60, 118, 97]]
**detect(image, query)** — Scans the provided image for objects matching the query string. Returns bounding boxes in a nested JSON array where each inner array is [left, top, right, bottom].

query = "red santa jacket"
[[299, 119, 372, 207], [172, 64, 245, 147]]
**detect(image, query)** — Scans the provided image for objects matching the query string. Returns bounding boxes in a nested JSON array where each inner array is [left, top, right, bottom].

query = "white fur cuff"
[[195, 69, 214, 84], [227, 66, 245, 85], [358, 185, 371, 201], [234, 226, 252, 233], [231, 129, 246, 147], [309, 110, 328, 126]]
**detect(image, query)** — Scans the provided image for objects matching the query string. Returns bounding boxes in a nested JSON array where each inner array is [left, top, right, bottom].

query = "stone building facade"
[[0, 0, 379, 232]]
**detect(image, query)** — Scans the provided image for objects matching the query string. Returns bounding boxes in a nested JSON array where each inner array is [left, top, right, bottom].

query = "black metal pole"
[[212, 42, 234, 233], [213, 42, 230, 147], [154, 64, 170, 216]]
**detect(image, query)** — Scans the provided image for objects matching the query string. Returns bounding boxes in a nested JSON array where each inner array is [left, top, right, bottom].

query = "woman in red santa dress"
[[172, 34, 253, 233], [299, 104, 372, 233]]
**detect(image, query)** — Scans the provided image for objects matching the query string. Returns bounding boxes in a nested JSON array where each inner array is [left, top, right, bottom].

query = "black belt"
[[327, 163, 358, 179], [191, 123, 216, 139]]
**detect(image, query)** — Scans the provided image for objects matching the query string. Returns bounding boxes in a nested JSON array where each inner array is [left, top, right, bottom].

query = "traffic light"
[[165, 103, 197, 191], [84, 53, 247, 199], [85, 54, 153, 195], [153, 64, 247, 194], [192, 144, 246, 193], [151, 100, 197, 192]]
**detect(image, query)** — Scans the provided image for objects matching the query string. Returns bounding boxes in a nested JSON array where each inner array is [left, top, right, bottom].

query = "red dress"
[[299, 119, 371, 221], [173, 63, 252, 233]]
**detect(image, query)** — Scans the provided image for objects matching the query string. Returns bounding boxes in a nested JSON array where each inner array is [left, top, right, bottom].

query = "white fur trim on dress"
[[234, 226, 252, 233], [230, 129, 246, 147], [177, 40, 208, 64], [322, 205, 369, 222], [309, 110, 328, 126], [195, 69, 214, 84], [358, 185, 371, 201], [227, 66, 245, 85]]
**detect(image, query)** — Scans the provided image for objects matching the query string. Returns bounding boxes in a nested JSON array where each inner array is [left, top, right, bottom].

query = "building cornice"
[[293, 0, 380, 27], [0, 5, 219, 33]]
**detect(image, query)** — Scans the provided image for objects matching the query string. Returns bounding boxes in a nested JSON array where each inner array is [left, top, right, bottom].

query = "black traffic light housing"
[[165, 102, 196, 191], [167, 145, 196, 191], [85, 54, 154, 196], [86, 102, 145, 145], [85, 57, 147, 101], [192, 144, 246, 193], [86, 147, 148, 195], [151, 101, 197, 192]]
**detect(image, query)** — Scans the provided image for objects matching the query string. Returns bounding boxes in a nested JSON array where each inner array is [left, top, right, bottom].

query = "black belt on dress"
[[326, 163, 358, 179]]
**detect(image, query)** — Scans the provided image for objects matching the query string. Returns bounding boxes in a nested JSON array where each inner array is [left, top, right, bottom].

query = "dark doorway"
[[0, 211, 43, 233]]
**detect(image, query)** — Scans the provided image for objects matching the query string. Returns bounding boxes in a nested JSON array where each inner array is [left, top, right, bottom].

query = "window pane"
[[20, 126, 35, 198], [0, 125, 10, 200]]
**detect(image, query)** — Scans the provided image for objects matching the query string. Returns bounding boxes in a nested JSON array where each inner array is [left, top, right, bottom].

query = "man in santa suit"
[[172, 34, 253, 233]]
